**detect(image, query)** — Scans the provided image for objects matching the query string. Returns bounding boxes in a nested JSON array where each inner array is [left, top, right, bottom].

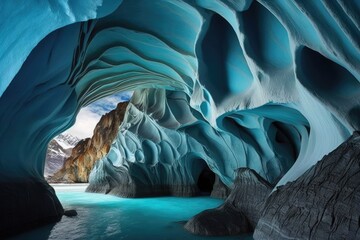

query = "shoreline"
[[50, 183, 89, 193]]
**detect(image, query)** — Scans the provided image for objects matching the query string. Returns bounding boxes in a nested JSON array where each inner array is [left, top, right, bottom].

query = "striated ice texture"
[[0, 0, 359, 196], [88, 89, 309, 196], [0, 0, 123, 97]]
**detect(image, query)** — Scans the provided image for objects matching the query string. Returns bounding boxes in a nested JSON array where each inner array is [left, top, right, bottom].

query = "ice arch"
[[0, 0, 359, 235]]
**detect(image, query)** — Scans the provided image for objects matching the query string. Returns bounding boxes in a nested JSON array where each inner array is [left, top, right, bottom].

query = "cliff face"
[[51, 101, 128, 183], [185, 168, 273, 236], [254, 131, 360, 239], [185, 132, 360, 238]]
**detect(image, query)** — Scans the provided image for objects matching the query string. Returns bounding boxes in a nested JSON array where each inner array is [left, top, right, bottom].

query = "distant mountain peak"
[[44, 133, 80, 177], [54, 133, 80, 149], [50, 101, 129, 183]]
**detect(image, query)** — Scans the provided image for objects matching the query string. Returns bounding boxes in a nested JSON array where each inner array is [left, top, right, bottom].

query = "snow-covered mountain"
[[44, 133, 80, 177], [51, 102, 128, 183], [54, 133, 80, 149]]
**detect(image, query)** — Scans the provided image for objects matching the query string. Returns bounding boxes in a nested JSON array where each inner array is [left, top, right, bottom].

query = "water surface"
[[11, 185, 252, 240]]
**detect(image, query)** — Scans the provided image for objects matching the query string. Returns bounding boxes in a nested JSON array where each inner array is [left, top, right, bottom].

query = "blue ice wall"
[[0, 0, 123, 97], [0, 0, 359, 191], [89, 89, 308, 193]]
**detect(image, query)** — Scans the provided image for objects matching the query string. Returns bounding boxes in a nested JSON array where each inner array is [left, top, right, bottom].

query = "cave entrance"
[[44, 91, 132, 181], [197, 165, 215, 195]]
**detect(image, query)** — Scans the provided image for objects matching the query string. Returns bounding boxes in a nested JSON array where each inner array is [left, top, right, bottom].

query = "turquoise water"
[[11, 188, 252, 240]]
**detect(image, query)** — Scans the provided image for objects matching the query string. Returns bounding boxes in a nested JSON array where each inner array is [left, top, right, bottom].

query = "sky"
[[63, 91, 132, 139]]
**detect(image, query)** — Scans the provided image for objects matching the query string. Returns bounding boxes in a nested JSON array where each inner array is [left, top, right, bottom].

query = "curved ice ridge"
[[0, 0, 123, 97], [88, 89, 308, 195], [0, 0, 359, 193]]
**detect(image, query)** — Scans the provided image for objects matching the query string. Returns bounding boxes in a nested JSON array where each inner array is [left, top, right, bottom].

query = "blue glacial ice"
[[0, 0, 359, 234]]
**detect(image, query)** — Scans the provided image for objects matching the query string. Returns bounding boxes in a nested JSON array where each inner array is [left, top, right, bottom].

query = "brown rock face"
[[50, 101, 128, 183]]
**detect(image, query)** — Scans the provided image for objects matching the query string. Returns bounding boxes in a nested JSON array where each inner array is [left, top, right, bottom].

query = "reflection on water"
[[11, 186, 253, 240]]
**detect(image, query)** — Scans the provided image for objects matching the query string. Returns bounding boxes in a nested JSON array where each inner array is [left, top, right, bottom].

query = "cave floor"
[[9, 184, 252, 240]]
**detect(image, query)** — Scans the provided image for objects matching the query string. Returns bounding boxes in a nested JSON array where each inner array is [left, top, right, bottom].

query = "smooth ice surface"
[[10, 186, 252, 240], [0, 0, 123, 97]]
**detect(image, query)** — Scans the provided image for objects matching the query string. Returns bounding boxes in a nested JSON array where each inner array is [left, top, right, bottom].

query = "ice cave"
[[0, 0, 360, 239]]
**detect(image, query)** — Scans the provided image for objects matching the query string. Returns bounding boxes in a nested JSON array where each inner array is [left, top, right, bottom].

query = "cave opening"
[[197, 165, 216, 195], [45, 91, 132, 181]]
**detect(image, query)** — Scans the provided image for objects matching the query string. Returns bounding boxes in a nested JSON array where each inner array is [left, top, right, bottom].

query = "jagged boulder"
[[254, 132, 360, 239], [185, 168, 273, 235], [185, 203, 251, 236], [210, 175, 231, 199]]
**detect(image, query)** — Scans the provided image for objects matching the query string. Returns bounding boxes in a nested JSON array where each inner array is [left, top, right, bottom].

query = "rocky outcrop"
[[0, 179, 63, 238], [185, 203, 251, 236], [227, 168, 274, 227], [210, 175, 231, 199], [64, 209, 77, 217], [185, 168, 273, 236], [254, 132, 360, 239], [51, 102, 128, 182], [187, 132, 360, 238]]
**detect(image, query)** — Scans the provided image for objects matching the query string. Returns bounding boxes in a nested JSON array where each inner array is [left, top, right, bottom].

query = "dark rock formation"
[[185, 168, 273, 235], [227, 168, 274, 227], [185, 203, 251, 236], [254, 132, 360, 240], [64, 209, 77, 217], [0, 179, 63, 237], [210, 175, 231, 199], [51, 101, 128, 183]]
